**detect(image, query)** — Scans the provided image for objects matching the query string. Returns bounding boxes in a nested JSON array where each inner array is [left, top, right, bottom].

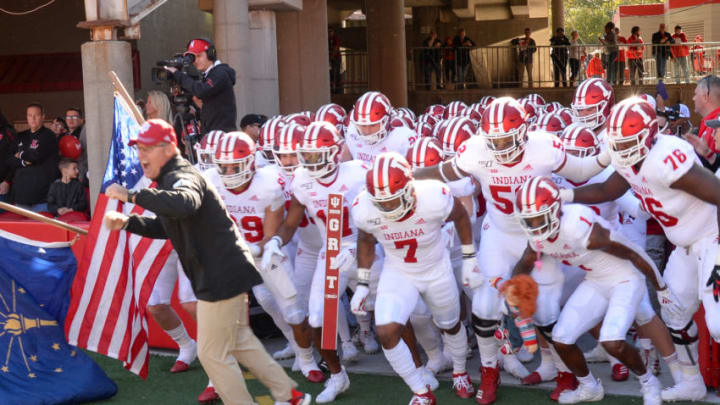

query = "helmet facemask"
[[298, 145, 340, 179], [572, 100, 607, 129], [370, 182, 416, 221], [273, 149, 300, 176], [216, 154, 255, 189], [517, 201, 560, 242], [353, 115, 389, 145], [482, 123, 527, 164], [607, 128, 650, 168], [195, 144, 216, 171]]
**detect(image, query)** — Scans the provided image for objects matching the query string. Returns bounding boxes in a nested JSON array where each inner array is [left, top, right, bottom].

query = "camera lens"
[[183, 54, 196, 65]]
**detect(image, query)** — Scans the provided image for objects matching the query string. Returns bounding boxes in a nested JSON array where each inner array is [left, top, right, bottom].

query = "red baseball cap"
[[129, 119, 177, 147], [185, 39, 211, 56]]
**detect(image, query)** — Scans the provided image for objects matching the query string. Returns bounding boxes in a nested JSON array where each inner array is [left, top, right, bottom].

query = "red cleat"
[[170, 360, 190, 373], [550, 372, 578, 401], [198, 386, 219, 403], [453, 372, 475, 398], [289, 388, 312, 405], [521, 371, 543, 385], [409, 389, 436, 405], [306, 369, 326, 383], [612, 363, 629, 381], [475, 366, 500, 405]]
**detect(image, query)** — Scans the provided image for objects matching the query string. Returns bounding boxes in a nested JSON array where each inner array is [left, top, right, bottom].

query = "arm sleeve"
[[440, 184, 455, 221], [22, 131, 57, 164], [453, 136, 484, 177], [46, 183, 59, 215], [125, 214, 169, 239], [648, 139, 696, 187], [555, 153, 607, 183], [174, 68, 231, 99], [71, 182, 88, 213], [133, 174, 204, 219]]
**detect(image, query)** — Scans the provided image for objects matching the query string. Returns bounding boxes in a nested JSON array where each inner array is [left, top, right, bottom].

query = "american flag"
[[65, 95, 173, 378]]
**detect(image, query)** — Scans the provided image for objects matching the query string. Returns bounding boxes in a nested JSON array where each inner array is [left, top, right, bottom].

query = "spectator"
[[685, 75, 720, 171], [65, 107, 88, 186], [652, 23, 674, 81], [586, 52, 605, 78], [51, 117, 69, 138], [0, 109, 14, 204], [569, 30, 585, 87], [452, 28, 476, 89], [422, 31, 443, 90], [47, 158, 87, 218], [671, 25, 691, 84], [511, 28, 537, 88], [627, 26, 645, 86], [329, 28, 342, 94], [442, 36, 456, 86], [550, 27, 570, 87], [692, 35, 707, 75], [146, 90, 173, 123], [599, 22, 618, 85], [664, 103, 692, 136], [240, 114, 267, 142], [7, 103, 59, 212], [614, 27, 627, 86]]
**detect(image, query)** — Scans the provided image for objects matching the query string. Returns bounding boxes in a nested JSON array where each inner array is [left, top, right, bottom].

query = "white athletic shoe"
[[421, 366, 439, 391], [640, 348, 661, 376], [661, 376, 707, 402], [177, 339, 198, 366], [341, 341, 359, 362], [583, 345, 609, 363], [273, 343, 295, 360], [558, 379, 604, 404], [291, 357, 300, 372], [500, 352, 530, 379], [357, 330, 380, 354], [316, 368, 350, 403], [516, 346, 534, 363], [640, 374, 662, 405], [426, 351, 452, 375]]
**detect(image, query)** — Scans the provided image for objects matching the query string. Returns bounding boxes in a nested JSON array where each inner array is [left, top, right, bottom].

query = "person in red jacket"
[[627, 26, 645, 85], [671, 25, 691, 83], [586, 52, 605, 78]]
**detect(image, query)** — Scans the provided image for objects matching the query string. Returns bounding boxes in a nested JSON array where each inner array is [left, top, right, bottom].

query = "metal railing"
[[331, 42, 720, 93]]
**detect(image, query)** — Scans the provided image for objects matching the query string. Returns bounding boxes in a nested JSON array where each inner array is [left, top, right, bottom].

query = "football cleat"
[[273, 343, 296, 360], [198, 386, 219, 404], [558, 379, 604, 404], [612, 363, 629, 382], [453, 372, 475, 398], [475, 366, 500, 405], [550, 372, 579, 401]]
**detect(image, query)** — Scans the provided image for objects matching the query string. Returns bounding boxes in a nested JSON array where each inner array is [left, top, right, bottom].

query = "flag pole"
[[0, 202, 88, 235], [108, 71, 146, 126]]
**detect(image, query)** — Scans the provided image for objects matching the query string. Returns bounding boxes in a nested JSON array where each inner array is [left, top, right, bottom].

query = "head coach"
[[103, 120, 310, 405], [165, 38, 237, 133]]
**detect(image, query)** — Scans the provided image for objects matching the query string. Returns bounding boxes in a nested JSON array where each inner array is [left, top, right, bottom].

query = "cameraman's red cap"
[[185, 39, 211, 56], [129, 119, 177, 147]]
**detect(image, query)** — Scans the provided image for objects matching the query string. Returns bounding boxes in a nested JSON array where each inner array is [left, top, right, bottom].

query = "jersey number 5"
[[489, 185, 515, 214]]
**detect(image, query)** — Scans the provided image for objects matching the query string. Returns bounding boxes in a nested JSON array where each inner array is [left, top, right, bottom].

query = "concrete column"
[[213, 0, 249, 126], [248, 10, 279, 116], [276, 0, 330, 114], [81, 40, 133, 211], [551, 0, 564, 32], [366, 0, 407, 107]]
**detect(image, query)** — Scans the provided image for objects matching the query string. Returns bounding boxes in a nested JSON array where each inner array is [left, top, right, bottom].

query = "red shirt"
[[617, 36, 627, 62], [700, 105, 720, 154], [627, 35, 644, 59], [671, 33, 690, 57]]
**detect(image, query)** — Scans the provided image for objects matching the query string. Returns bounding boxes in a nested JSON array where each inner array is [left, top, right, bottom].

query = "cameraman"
[[165, 39, 237, 134]]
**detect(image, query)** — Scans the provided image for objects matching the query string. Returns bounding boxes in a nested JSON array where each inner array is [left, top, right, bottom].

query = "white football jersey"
[[255, 150, 271, 168], [554, 166, 619, 228], [454, 130, 566, 233], [345, 125, 413, 165], [530, 204, 641, 283], [291, 160, 370, 247], [206, 165, 285, 247], [280, 171, 323, 252], [614, 135, 717, 247], [353, 180, 454, 275]]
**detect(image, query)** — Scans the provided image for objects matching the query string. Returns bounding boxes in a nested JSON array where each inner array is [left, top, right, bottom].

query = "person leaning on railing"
[[627, 26, 645, 86], [550, 27, 570, 88]]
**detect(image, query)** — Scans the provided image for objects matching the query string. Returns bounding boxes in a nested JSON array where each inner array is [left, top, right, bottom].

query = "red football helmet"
[[214, 131, 256, 189], [517, 98, 539, 123], [533, 113, 568, 136], [299, 121, 344, 178], [606, 97, 659, 167], [463, 104, 484, 125], [58, 135, 82, 160], [259, 117, 287, 164], [480, 97, 528, 163], [424, 104, 446, 119], [479, 96, 496, 108], [437, 116, 475, 157], [366, 152, 416, 221], [406, 136, 445, 169], [524, 94, 547, 114], [273, 123, 305, 175], [443, 101, 468, 119], [285, 113, 313, 127], [389, 112, 416, 130], [572, 78, 614, 129], [637, 93, 657, 111], [415, 121, 435, 138], [396, 107, 416, 122], [515, 176, 562, 242], [561, 122, 600, 158], [416, 113, 438, 129], [315, 103, 347, 133], [196, 130, 225, 171], [556, 107, 577, 126], [351, 91, 393, 144], [544, 101, 564, 114]]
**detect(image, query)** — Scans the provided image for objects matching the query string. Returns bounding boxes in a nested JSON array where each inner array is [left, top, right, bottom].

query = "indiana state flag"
[[0, 230, 117, 404]]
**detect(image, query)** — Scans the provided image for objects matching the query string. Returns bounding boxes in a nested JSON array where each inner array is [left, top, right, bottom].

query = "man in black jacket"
[[6, 103, 59, 211], [166, 38, 237, 134], [652, 24, 674, 82], [104, 120, 310, 405], [550, 27, 570, 87]]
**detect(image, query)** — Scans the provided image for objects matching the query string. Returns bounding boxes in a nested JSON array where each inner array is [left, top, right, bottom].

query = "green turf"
[[87, 352, 701, 405]]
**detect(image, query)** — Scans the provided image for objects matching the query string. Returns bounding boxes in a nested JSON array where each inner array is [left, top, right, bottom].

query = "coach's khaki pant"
[[197, 293, 296, 405]]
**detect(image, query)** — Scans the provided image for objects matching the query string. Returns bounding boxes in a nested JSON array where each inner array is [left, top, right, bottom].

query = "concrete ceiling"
[[327, 0, 547, 21]]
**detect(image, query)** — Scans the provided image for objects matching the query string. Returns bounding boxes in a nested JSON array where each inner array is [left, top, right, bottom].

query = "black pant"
[[552, 57, 568, 87], [423, 61, 441, 90], [615, 61, 626, 85], [444, 60, 455, 84], [628, 58, 644, 85], [570, 58, 580, 84]]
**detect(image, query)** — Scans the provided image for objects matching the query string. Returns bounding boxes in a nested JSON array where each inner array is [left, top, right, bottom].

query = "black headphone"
[[187, 37, 217, 61]]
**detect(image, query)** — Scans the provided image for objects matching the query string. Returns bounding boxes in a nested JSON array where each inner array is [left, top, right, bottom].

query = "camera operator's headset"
[[187, 37, 217, 61]]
